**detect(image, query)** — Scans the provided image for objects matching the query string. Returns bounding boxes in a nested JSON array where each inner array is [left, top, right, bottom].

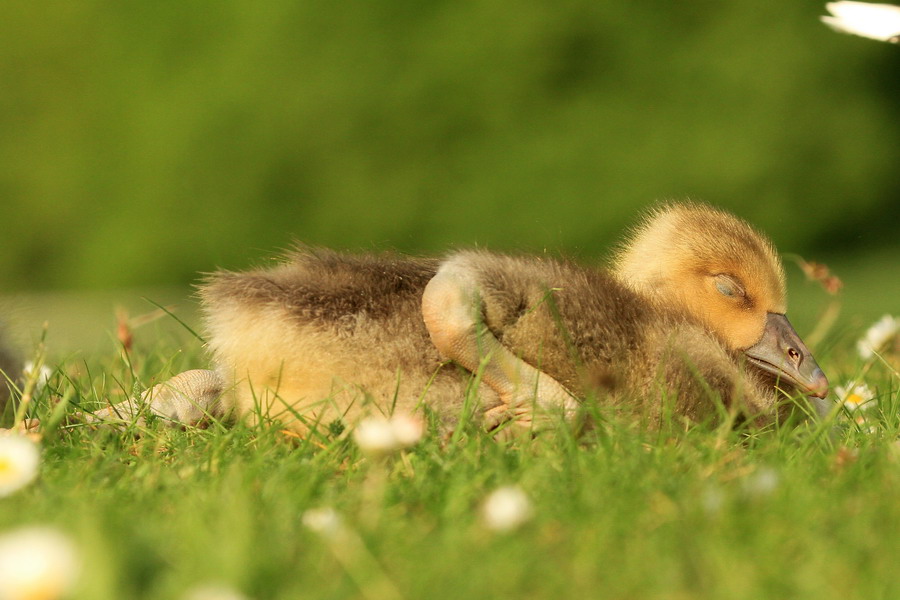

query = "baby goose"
[[92, 203, 828, 435], [613, 203, 828, 400]]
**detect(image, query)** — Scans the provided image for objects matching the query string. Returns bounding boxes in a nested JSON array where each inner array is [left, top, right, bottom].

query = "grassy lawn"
[[1, 249, 898, 600], [2, 332, 898, 599]]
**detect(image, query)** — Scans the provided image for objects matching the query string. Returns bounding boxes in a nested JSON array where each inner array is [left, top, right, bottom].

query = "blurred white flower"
[[22, 361, 52, 392], [352, 414, 424, 458], [856, 314, 899, 360], [184, 583, 250, 600], [302, 507, 343, 539], [352, 419, 397, 456], [741, 467, 780, 498], [481, 485, 533, 532], [835, 381, 876, 412], [700, 485, 725, 516], [0, 433, 40, 497], [822, 1, 900, 42], [390, 414, 425, 447], [0, 526, 79, 600]]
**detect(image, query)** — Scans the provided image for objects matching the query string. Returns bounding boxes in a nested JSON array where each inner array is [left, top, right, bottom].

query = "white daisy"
[[835, 381, 876, 411], [352, 414, 424, 458], [481, 486, 533, 532], [822, 1, 900, 42], [741, 467, 780, 498], [0, 433, 40, 497], [0, 526, 79, 600], [389, 414, 425, 447], [301, 507, 343, 539], [857, 314, 899, 360], [22, 361, 53, 392]]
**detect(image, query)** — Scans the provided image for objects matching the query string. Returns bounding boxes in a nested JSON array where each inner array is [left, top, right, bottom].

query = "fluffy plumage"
[[199, 252, 473, 430], [614, 202, 786, 350], [188, 202, 821, 434], [91, 202, 827, 435]]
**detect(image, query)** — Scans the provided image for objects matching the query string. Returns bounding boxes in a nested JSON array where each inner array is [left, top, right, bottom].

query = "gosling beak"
[[744, 313, 829, 399]]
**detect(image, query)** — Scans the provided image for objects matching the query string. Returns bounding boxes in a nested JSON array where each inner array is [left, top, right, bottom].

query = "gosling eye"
[[714, 275, 745, 298]]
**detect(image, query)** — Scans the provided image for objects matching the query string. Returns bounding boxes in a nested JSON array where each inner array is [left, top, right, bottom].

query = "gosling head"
[[614, 202, 829, 399]]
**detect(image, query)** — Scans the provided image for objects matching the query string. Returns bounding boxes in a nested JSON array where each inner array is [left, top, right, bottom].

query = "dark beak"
[[744, 313, 829, 398]]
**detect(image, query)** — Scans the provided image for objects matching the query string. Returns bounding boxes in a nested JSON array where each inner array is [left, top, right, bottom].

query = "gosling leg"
[[87, 369, 227, 428], [421, 257, 578, 436]]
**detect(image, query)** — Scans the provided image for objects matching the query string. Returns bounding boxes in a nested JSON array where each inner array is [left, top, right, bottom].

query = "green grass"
[[0, 248, 897, 599], [2, 315, 899, 600]]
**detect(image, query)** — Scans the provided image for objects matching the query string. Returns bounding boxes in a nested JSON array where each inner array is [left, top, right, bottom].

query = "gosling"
[[92, 202, 829, 435]]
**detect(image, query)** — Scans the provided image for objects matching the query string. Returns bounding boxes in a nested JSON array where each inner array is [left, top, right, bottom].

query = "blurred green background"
[[0, 1, 898, 353]]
